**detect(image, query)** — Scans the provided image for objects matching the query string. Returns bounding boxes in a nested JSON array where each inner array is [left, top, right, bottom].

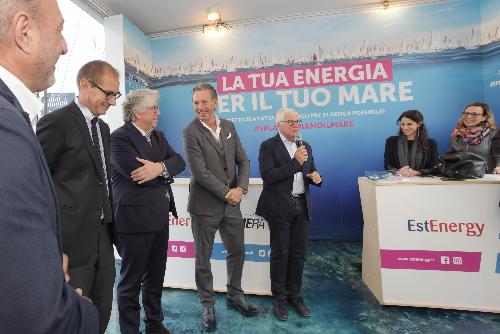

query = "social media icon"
[[452, 257, 462, 265], [172, 245, 178, 253], [258, 250, 265, 257], [440, 256, 450, 265], [180, 245, 187, 253]]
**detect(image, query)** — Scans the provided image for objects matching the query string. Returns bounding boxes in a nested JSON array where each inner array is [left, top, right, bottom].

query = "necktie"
[[145, 133, 152, 146], [90, 117, 112, 223]]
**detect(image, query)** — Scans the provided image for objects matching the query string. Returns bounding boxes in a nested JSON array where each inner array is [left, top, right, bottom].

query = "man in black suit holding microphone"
[[256, 108, 322, 321]]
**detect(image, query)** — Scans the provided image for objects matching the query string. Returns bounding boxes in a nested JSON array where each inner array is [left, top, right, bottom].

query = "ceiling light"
[[207, 12, 220, 22], [203, 12, 231, 33], [383, 0, 390, 10]]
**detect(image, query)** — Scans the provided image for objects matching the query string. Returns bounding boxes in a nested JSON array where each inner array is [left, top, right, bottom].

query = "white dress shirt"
[[200, 115, 221, 142], [0, 65, 43, 129], [279, 132, 305, 195]]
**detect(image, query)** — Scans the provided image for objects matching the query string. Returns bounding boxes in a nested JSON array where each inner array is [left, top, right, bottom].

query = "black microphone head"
[[294, 132, 303, 147]]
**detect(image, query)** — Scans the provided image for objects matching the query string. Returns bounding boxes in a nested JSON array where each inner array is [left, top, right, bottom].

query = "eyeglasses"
[[89, 80, 122, 100], [147, 104, 159, 110], [462, 112, 483, 118], [280, 120, 302, 126]]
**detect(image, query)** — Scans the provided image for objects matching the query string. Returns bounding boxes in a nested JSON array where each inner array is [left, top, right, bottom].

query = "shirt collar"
[[132, 122, 148, 137], [199, 114, 220, 132], [278, 131, 294, 145], [0, 65, 43, 121], [75, 97, 98, 123]]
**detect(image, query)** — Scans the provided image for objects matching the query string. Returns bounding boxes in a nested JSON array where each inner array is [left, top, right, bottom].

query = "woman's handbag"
[[435, 151, 487, 179]]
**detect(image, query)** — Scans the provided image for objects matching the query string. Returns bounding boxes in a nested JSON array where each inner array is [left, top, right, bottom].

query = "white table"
[[359, 175, 500, 313]]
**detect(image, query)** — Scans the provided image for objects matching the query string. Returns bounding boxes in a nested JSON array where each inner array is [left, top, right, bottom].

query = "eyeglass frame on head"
[[279, 119, 303, 126], [462, 112, 484, 118], [89, 80, 122, 100]]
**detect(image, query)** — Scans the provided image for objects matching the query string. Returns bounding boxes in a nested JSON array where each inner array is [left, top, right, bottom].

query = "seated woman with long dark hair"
[[449, 102, 500, 174], [384, 110, 438, 177]]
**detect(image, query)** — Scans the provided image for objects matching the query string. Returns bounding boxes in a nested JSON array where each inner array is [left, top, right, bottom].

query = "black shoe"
[[288, 297, 311, 317], [146, 326, 171, 334], [201, 306, 216, 332], [227, 295, 259, 316], [273, 300, 288, 321]]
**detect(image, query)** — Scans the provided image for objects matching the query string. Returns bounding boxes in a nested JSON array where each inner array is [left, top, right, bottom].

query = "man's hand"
[[131, 157, 163, 184], [75, 288, 93, 304], [306, 171, 322, 184], [398, 166, 420, 177], [62, 254, 70, 283], [225, 187, 244, 205], [294, 146, 308, 165]]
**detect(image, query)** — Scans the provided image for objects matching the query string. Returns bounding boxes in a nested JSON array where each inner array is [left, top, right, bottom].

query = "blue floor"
[[105, 241, 500, 333]]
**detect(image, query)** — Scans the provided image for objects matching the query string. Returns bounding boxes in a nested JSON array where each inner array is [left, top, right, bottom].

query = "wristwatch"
[[159, 162, 169, 178]]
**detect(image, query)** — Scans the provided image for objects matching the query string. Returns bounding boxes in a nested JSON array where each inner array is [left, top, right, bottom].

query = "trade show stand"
[[359, 175, 500, 313]]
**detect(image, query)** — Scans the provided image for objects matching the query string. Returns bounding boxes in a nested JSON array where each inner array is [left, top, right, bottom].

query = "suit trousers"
[[68, 222, 115, 334], [191, 212, 245, 307], [267, 196, 309, 302], [116, 226, 169, 334]]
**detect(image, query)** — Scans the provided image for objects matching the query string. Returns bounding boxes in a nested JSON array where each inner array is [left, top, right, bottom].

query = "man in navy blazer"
[[111, 89, 185, 334], [0, 0, 98, 332], [256, 108, 322, 321]]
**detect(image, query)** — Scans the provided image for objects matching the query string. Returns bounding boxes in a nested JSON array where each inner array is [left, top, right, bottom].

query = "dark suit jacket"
[[0, 80, 98, 332], [256, 133, 321, 222], [36, 101, 114, 267], [110, 122, 186, 233], [183, 118, 249, 218], [384, 135, 438, 171]]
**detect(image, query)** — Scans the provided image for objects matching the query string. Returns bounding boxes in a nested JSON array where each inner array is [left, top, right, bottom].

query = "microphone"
[[294, 132, 303, 147]]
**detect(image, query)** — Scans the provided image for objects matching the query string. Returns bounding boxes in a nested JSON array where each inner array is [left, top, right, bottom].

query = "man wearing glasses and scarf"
[[37, 60, 121, 334]]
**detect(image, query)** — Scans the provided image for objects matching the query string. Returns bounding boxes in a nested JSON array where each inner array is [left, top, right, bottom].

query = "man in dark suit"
[[37, 60, 120, 334], [111, 89, 185, 334], [256, 108, 322, 321], [0, 0, 98, 332], [183, 83, 258, 331]]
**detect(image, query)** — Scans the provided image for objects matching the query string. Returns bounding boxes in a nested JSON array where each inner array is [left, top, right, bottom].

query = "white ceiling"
[[78, 0, 384, 35]]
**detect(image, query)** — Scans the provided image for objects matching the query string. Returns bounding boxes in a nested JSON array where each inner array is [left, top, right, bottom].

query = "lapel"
[[196, 120, 225, 159], [69, 102, 104, 178], [125, 122, 155, 158], [273, 133, 292, 163], [219, 120, 231, 169]]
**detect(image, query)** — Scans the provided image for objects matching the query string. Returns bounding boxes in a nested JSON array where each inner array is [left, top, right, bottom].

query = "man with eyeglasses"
[[256, 108, 322, 321], [37, 60, 121, 334]]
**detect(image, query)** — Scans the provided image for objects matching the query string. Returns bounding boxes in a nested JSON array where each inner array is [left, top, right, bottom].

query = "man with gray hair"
[[256, 108, 322, 321], [184, 82, 258, 332], [111, 89, 185, 334], [0, 0, 98, 332]]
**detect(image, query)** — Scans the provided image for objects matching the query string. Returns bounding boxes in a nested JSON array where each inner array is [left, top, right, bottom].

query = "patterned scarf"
[[453, 126, 491, 145], [397, 134, 425, 170]]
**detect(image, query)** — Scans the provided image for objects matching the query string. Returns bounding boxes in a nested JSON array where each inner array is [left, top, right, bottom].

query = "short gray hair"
[[122, 89, 159, 122], [275, 108, 299, 125], [0, 1, 38, 41]]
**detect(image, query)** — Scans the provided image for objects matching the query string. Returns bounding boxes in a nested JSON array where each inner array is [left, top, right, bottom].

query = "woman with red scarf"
[[450, 102, 500, 174]]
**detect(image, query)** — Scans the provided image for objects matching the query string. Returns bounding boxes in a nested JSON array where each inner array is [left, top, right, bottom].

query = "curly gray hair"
[[122, 89, 159, 122]]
